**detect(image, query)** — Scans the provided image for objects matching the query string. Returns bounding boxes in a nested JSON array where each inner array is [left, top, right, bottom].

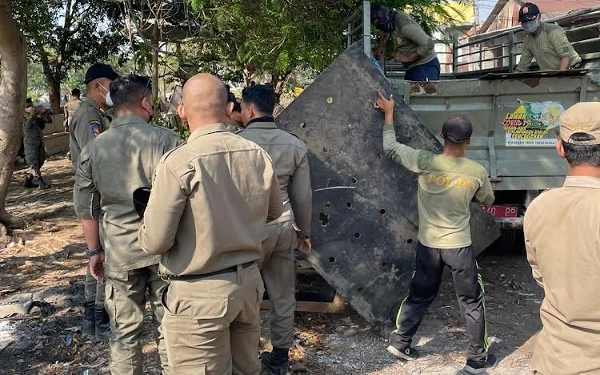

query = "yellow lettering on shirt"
[[427, 174, 473, 189]]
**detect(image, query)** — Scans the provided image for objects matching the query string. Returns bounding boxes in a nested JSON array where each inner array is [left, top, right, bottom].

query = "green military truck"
[[345, 1, 600, 250]]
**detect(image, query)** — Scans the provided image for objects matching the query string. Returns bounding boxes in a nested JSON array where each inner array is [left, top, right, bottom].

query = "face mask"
[[99, 84, 113, 107], [522, 19, 539, 34]]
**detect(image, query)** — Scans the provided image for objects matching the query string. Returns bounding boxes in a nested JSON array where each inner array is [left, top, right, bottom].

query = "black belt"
[[159, 261, 255, 281]]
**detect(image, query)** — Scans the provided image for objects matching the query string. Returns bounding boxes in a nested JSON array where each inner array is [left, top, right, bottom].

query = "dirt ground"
[[0, 156, 543, 375]]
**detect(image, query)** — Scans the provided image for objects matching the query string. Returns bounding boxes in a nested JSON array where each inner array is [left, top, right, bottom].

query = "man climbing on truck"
[[371, 4, 440, 81], [374, 90, 496, 374], [516, 2, 582, 72]]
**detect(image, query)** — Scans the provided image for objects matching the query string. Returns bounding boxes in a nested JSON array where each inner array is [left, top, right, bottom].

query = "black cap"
[[442, 116, 473, 143], [133, 187, 151, 218], [519, 2, 540, 23], [84, 63, 119, 84]]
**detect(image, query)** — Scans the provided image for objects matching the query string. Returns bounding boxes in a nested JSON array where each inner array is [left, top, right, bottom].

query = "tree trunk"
[[48, 75, 61, 114], [0, 0, 27, 229]]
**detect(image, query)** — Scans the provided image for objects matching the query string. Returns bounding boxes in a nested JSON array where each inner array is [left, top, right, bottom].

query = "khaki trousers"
[[104, 264, 167, 375], [258, 222, 296, 349], [162, 263, 264, 375]]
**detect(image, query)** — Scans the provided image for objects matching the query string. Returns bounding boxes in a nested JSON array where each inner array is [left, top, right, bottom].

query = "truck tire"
[[489, 229, 525, 254]]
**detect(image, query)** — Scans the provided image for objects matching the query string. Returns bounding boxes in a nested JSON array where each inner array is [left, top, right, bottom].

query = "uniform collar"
[[563, 176, 600, 189], [110, 115, 149, 128], [83, 97, 101, 110], [245, 118, 277, 130], [188, 123, 227, 141]]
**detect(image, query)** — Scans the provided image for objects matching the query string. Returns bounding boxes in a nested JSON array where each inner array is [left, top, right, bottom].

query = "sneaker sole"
[[463, 362, 498, 374], [386, 345, 417, 361]]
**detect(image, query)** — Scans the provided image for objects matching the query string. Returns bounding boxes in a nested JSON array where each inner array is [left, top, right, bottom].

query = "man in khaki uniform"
[[74, 75, 180, 374], [138, 73, 283, 374], [516, 2, 581, 72], [70, 62, 119, 341], [371, 4, 439, 81], [70, 63, 118, 169], [524, 102, 600, 375], [374, 91, 496, 374], [63, 88, 82, 134], [236, 85, 312, 375]]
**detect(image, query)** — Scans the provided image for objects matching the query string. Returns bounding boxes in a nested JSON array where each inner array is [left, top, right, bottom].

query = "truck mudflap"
[[276, 44, 500, 336]]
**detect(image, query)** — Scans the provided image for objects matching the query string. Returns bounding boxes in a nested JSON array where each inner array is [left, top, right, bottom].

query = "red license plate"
[[482, 205, 519, 218]]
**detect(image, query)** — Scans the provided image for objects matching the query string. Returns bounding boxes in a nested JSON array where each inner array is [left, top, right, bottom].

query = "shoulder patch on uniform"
[[90, 120, 102, 137]]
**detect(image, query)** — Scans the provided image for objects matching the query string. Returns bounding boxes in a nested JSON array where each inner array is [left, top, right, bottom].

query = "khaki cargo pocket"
[[188, 298, 228, 320], [104, 283, 117, 326]]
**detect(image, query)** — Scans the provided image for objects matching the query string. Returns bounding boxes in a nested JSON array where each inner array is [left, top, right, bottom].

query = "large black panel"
[[277, 44, 500, 335]]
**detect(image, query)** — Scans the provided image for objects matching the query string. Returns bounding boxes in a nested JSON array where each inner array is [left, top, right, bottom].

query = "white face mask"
[[522, 19, 539, 34], [99, 84, 113, 107]]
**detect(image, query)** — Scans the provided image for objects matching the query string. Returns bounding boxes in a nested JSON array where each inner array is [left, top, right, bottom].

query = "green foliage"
[[181, 0, 471, 88], [11, 0, 127, 107]]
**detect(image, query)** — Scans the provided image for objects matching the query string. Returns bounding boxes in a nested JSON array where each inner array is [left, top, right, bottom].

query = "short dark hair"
[[26, 98, 33, 104], [562, 134, 600, 167], [110, 75, 151, 111], [242, 85, 275, 115], [71, 88, 81, 97]]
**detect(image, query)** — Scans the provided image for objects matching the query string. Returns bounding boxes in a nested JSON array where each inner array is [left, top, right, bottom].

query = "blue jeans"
[[405, 57, 440, 81]]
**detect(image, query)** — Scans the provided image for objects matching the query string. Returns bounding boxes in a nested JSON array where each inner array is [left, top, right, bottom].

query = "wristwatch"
[[86, 246, 104, 258]]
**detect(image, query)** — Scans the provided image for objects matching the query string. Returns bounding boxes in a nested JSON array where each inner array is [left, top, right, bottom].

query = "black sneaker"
[[463, 353, 498, 374], [386, 345, 419, 361], [260, 351, 288, 375]]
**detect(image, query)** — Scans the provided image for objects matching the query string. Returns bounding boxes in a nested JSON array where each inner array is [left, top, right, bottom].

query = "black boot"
[[34, 177, 51, 190], [261, 347, 289, 375], [23, 173, 35, 188], [94, 307, 111, 342], [82, 301, 95, 337]]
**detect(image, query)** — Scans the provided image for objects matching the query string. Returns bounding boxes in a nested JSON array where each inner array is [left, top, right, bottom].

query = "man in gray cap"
[[70, 62, 118, 341], [525, 102, 600, 375], [374, 90, 496, 374]]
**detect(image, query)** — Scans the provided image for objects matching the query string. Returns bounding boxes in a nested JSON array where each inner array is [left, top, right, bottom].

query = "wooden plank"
[[261, 294, 345, 314]]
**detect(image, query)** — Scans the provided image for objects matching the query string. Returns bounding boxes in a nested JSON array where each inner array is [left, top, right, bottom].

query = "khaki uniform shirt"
[[64, 98, 82, 126], [516, 23, 581, 72], [69, 98, 109, 170], [237, 120, 312, 237], [73, 115, 180, 273], [138, 123, 284, 276], [391, 10, 437, 70], [524, 176, 600, 375], [383, 125, 495, 248]]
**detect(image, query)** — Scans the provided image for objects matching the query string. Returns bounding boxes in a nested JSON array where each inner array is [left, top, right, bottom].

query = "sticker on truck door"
[[503, 101, 564, 147]]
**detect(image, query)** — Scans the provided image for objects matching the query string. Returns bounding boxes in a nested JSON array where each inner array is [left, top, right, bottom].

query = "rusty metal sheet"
[[276, 43, 500, 336]]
